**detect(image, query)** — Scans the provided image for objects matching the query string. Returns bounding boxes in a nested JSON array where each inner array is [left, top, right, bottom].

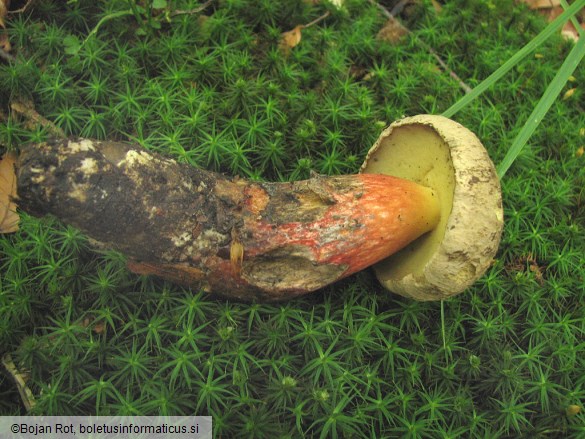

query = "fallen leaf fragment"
[[523, 1, 584, 41], [0, 0, 9, 28], [280, 25, 303, 54], [279, 12, 330, 55], [576, 146, 584, 157], [376, 16, 409, 44], [524, 0, 561, 9], [93, 321, 106, 334], [561, 22, 583, 43], [0, 32, 10, 52], [0, 151, 19, 233]]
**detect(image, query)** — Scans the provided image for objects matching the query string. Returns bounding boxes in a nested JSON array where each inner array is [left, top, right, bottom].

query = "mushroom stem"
[[14, 138, 440, 301]]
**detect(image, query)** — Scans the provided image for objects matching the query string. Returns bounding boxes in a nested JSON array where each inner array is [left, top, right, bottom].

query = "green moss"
[[1, 0, 584, 436]]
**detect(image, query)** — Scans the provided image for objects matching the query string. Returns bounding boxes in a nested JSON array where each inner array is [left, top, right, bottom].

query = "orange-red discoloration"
[[243, 174, 439, 278], [244, 184, 270, 216]]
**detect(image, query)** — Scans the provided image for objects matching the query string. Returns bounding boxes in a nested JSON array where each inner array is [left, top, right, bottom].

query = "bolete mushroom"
[[7, 137, 441, 301], [1, 115, 501, 302], [360, 114, 504, 301]]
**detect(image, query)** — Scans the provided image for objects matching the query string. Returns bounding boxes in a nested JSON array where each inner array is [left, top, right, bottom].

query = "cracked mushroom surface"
[[360, 114, 504, 301]]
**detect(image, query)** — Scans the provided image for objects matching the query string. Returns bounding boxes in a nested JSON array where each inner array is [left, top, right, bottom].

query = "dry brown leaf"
[[545, 5, 584, 42], [431, 0, 442, 13], [376, 16, 409, 44], [280, 25, 303, 54], [523, 1, 583, 41], [0, 0, 9, 28], [93, 321, 106, 334], [0, 32, 10, 52], [0, 151, 19, 233], [561, 21, 584, 42], [523, 0, 561, 9]]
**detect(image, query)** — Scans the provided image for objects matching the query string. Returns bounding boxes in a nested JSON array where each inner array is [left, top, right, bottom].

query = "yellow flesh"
[[362, 125, 455, 280]]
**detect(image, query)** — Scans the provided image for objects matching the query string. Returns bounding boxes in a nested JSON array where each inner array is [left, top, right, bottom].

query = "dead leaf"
[[279, 11, 330, 55], [93, 321, 106, 334], [524, 0, 561, 9], [528, 259, 544, 285], [522, 1, 584, 41], [0, 0, 9, 28], [576, 146, 584, 157], [280, 25, 303, 54], [0, 32, 10, 52], [0, 151, 19, 233], [561, 22, 584, 43], [506, 253, 546, 284], [431, 0, 442, 13], [376, 16, 409, 44]]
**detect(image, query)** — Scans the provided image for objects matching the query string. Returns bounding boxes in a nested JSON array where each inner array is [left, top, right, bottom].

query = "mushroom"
[[360, 114, 504, 301], [9, 137, 442, 301], [3, 115, 501, 301]]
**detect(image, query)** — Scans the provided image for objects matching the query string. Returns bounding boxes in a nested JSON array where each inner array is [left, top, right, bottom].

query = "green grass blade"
[[442, 0, 585, 118], [497, 35, 585, 178]]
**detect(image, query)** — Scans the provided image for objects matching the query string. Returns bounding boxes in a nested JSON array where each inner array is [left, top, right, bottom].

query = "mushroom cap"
[[360, 114, 504, 301]]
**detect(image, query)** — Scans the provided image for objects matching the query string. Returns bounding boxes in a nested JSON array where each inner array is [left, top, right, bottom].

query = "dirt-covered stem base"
[[16, 138, 439, 301]]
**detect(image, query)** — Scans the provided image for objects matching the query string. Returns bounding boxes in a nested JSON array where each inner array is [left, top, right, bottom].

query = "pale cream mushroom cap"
[[360, 114, 504, 301]]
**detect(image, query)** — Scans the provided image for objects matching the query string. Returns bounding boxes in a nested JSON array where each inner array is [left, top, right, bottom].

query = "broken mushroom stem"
[[12, 137, 441, 301]]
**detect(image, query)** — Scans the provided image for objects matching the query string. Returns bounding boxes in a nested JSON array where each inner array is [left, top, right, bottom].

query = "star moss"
[[1, 0, 584, 437]]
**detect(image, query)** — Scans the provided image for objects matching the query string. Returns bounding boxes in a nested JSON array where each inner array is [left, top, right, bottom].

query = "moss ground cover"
[[1, 0, 584, 437]]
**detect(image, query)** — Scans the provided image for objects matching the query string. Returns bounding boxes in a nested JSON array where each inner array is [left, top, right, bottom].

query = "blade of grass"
[[497, 34, 585, 178], [441, 300, 448, 363], [442, 0, 585, 118]]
